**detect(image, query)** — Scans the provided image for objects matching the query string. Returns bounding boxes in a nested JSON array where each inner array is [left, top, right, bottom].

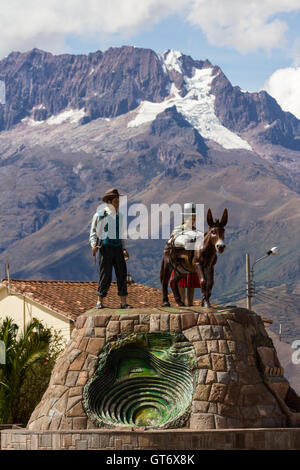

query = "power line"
[[254, 290, 300, 308]]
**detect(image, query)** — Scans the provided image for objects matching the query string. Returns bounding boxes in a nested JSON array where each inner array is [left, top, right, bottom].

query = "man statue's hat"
[[181, 202, 196, 215], [102, 188, 123, 203]]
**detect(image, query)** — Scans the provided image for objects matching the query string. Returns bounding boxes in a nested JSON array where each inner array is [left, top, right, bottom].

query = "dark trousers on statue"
[[98, 244, 128, 297]]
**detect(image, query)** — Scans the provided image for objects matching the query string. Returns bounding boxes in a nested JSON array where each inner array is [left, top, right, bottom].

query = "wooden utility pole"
[[246, 253, 252, 310]]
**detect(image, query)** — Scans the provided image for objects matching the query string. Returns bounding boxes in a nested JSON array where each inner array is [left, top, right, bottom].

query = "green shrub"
[[0, 317, 64, 425]]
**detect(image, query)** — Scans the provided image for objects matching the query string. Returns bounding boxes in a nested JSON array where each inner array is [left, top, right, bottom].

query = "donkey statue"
[[160, 208, 228, 308]]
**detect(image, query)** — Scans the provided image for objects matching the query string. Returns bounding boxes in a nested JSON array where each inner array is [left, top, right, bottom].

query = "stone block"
[[194, 341, 208, 356], [66, 401, 85, 417], [227, 341, 236, 353], [184, 326, 201, 342], [214, 315, 227, 326], [206, 370, 216, 384], [139, 314, 150, 324], [73, 417, 88, 430], [218, 340, 229, 354], [150, 315, 160, 332], [197, 313, 208, 325], [76, 316, 87, 329], [75, 439, 88, 450], [209, 383, 227, 402], [267, 381, 289, 401], [225, 355, 235, 371], [197, 369, 208, 384], [170, 314, 181, 331], [120, 320, 134, 333], [106, 321, 120, 340], [212, 353, 227, 372], [217, 403, 241, 419], [211, 326, 224, 339], [94, 315, 111, 327], [67, 395, 81, 411], [194, 384, 211, 401], [52, 361, 70, 386], [192, 401, 209, 413], [197, 354, 211, 369], [41, 434, 52, 448], [223, 326, 234, 340], [52, 391, 68, 414], [198, 325, 212, 340], [76, 370, 89, 386], [49, 415, 63, 431], [214, 415, 228, 429], [69, 352, 88, 371], [190, 413, 215, 429], [78, 337, 89, 351], [217, 372, 230, 384], [68, 349, 82, 364], [132, 324, 148, 333], [160, 314, 170, 330], [86, 338, 105, 355], [181, 313, 197, 330], [208, 403, 217, 413], [65, 371, 79, 387], [208, 314, 218, 325], [94, 327, 106, 337], [207, 340, 219, 353]]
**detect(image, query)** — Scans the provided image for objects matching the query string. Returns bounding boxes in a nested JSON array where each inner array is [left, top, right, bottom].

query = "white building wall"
[[0, 287, 71, 343]]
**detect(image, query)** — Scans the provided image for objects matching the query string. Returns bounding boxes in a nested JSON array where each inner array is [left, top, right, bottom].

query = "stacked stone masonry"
[[2, 428, 300, 450], [27, 307, 300, 431]]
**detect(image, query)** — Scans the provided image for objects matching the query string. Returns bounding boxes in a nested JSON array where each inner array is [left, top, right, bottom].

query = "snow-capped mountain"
[[0, 46, 299, 153]]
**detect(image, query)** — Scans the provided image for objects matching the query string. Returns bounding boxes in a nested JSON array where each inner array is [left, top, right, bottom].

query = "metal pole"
[[279, 323, 282, 342], [246, 253, 252, 310]]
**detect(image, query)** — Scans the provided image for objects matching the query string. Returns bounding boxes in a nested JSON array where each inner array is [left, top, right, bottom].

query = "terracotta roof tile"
[[1, 278, 198, 321]]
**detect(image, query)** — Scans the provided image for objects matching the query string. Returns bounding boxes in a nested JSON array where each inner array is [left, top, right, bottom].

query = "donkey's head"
[[206, 208, 228, 254]]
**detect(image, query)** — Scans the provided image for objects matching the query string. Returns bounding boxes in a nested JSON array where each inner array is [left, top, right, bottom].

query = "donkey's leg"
[[194, 263, 207, 307], [170, 271, 185, 306], [206, 266, 214, 307], [202, 266, 213, 308]]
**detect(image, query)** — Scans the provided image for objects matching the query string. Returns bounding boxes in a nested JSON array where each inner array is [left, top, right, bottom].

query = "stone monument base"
[[1, 427, 300, 450]]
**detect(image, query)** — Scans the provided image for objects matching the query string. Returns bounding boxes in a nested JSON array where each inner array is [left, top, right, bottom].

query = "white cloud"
[[187, 0, 300, 53], [264, 67, 300, 119], [0, 0, 187, 58], [0, 0, 299, 58]]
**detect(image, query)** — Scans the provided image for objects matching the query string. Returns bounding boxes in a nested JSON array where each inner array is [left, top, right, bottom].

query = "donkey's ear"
[[220, 208, 228, 227], [207, 208, 214, 227]]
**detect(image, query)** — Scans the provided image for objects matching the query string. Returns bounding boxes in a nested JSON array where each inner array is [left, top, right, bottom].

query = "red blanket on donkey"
[[169, 270, 200, 288]]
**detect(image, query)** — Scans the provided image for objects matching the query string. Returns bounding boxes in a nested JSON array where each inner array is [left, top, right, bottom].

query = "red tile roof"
[[0, 278, 194, 321]]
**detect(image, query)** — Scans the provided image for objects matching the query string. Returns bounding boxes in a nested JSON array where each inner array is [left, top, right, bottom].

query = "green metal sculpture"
[[83, 332, 197, 428]]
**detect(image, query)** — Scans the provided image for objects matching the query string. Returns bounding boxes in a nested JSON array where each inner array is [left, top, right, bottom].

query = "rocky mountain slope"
[[0, 46, 300, 343]]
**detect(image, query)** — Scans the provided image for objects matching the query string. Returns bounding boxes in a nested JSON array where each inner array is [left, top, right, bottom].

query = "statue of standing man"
[[89, 188, 132, 309]]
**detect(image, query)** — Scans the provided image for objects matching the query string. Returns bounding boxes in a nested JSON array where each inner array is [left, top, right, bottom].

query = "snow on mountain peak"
[[160, 49, 183, 74], [128, 66, 252, 151]]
